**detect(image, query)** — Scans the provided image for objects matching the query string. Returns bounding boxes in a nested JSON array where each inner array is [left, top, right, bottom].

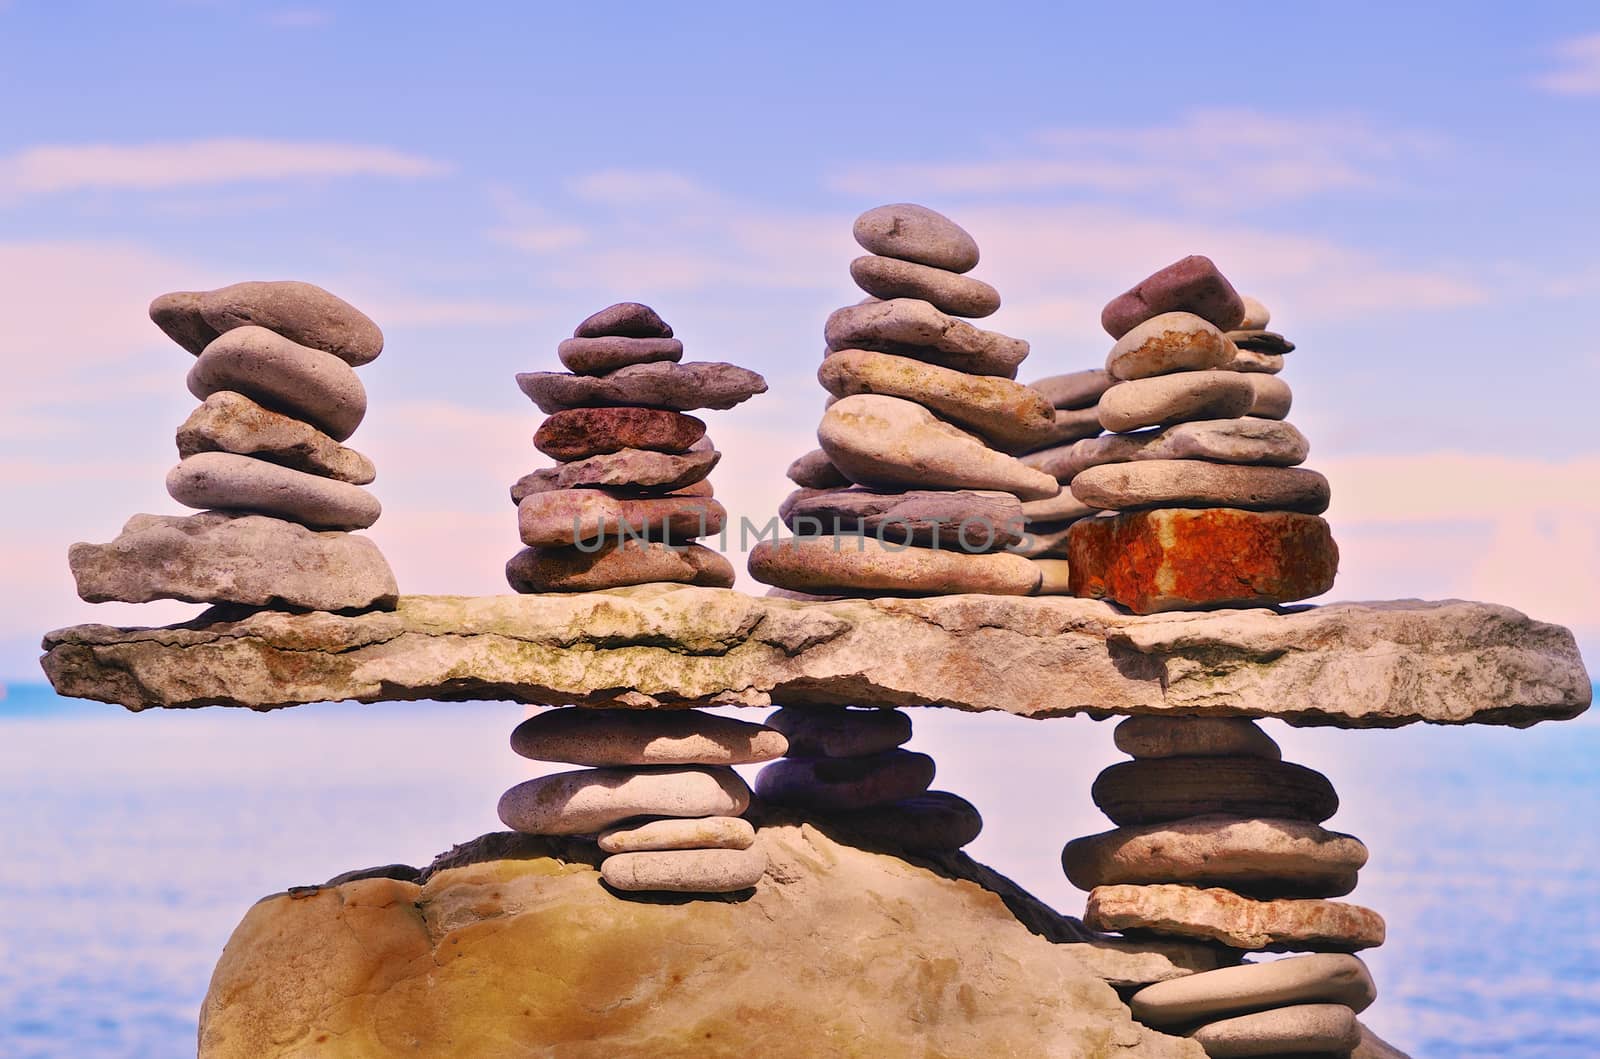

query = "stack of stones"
[[1065, 716, 1383, 1057], [68, 282, 397, 613], [507, 302, 766, 593], [1061, 256, 1337, 613], [1014, 367, 1116, 593], [750, 203, 1060, 599]]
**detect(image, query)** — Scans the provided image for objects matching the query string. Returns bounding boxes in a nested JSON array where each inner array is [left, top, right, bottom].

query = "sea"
[[1, 682, 1596, 1059]]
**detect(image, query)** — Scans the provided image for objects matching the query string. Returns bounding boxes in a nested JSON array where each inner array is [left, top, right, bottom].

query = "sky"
[[3, 0, 1600, 680]]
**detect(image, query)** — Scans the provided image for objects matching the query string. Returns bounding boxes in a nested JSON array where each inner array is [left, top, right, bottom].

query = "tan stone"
[[1099, 371, 1256, 433], [1020, 488, 1098, 522], [849, 255, 1001, 317], [515, 446, 719, 496], [187, 325, 367, 441], [517, 361, 767, 413], [1092, 758, 1339, 826], [1056, 419, 1311, 482], [534, 407, 705, 459], [782, 487, 1024, 551], [1106, 312, 1232, 381], [177, 391, 376, 484], [853, 203, 980, 272], [166, 452, 381, 530], [518, 489, 724, 547], [1085, 884, 1386, 951], [190, 280, 384, 365], [1033, 406, 1106, 449], [786, 448, 850, 488], [558, 336, 683, 375], [1226, 348, 1284, 374], [506, 541, 734, 592], [1033, 558, 1074, 594], [597, 816, 755, 853], [1191, 1003, 1361, 1057], [1114, 717, 1282, 760], [1071, 461, 1330, 513], [1030, 369, 1115, 410], [824, 299, 1028, 378], [1246, 374, 1293, 419], [498, 765, 751, 834], [601, 846, 768, 892], [511, 707, 787, 766], [748, 535, 1042, 597], [1130, 953, 1376, 1026], [1238, 296, 1271, 330]]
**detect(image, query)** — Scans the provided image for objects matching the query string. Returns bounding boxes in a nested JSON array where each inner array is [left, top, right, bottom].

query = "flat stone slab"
[[39, 588, 1589, 725]]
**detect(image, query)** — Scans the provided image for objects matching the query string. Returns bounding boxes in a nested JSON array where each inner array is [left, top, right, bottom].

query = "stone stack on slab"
[[1065, 715, 1385, 1056], [1063, 259, 1337, 614], [68, 282, 398, 613], [508, 302, 766, 593], [1016, 367, 1117, 593]]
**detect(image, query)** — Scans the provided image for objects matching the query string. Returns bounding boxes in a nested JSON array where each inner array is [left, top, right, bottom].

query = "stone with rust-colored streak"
[[1085, 884, 1386, 951]]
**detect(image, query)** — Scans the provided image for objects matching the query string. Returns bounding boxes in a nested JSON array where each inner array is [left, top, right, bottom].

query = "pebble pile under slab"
[[68, 282, 397, 612]]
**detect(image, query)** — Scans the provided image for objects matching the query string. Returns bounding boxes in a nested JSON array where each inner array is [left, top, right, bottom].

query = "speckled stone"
[[824, 299, 1028, 379], [498, 766, 750, 835], [505, 540, 735, 592], [1106, 313, 1232, 381], [187, 326, 367, 441], [534, 407, 706, 460], [849, 255, 1001, 317], [511, 707, 787, 766], [1070, 461, 1330, 514], [1085, 885, 1386, 952], [1052, 419, 1310, 481], [1029, 369, 1115, 410], [513, 446, 719, 496], [1130, 953, 1375, 1026], [600, 846, 768, 893], [853, 203, 980, 272], [1098, 371, 1256, 434], [155, 280, 384, 365], [518, 489, 724, 547], [177, 391, 376, 485], [1189, 1003, 1362, 1056], [166, 452, 380, 530], [597, 816, 756, 854], [1102, 256, 1246, 339], [517, 361, 767, 413]]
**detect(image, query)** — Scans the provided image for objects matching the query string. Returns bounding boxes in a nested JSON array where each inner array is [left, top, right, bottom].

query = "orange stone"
[[1067, 508, 1337, 614]]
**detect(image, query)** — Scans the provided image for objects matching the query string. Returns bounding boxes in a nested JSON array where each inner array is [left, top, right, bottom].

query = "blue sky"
[[4, 1, 1600, 679]]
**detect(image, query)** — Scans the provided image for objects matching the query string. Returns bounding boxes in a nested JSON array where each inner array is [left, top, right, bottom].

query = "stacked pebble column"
[[1013, 367, 1116, 593], [1066, 716, 1383, 1057]]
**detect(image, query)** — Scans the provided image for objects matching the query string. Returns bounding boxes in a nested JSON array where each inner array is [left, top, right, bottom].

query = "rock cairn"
[[68, 282, 397, 613], [1057, 257, 1335, 613], [500, 302, 778, 894], [1015, 367, 1115, 594], [1065, 716, 1384, 1056]]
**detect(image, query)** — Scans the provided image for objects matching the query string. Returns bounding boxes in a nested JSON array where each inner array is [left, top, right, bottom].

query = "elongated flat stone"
[[1099, 371, 1255, 433], [1057, 420, 1310, 482], [1085, 885, 1386, 951], [601, 846, 767, 893], [1190, 1003, 1361, 1057], [1092, 758, 1339, 826], [1030, 369, 1115, 410], [1106, 313, 1231, 381], [557, 336, 683, 375], [749, 535, 1042, 597], [154, 281, 383, 364], [792, 790, 984, 851], [1071, 462, 1330, 514], [518, 490, 724, 547], [1102, 256, 1246, 339], [166, 452, 380, 530], [177, 391, 376, 485], [755, 749, 936, 809], [188, 326, 367, 441], [498, 766, 750, 834], [534, 407, 706, 460], [1031, 407, 1105, 452], [1020, 488, 1097, 523], [517, 361, 767, 413], [825, 299, 1028, 379], [574, 302, 672, 339], [1115, 717, 1282, 760], [853, 203, 979, 272], [511, 707, 786, 766], [849, 255, 1000, 317], [766, 706, 912, 757], [597, 816, 755, 853], [1130, 954, 1376, 1026], [506, 541, 734, 592], [783, 487, 1024, 551], [513, 447, 718, 496], [1229, 330, 1296, 355]]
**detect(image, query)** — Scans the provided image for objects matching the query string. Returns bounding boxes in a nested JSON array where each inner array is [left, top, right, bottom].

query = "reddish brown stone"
[[534, 407, 706, 460], [1101, 256, 1246, 339], [1067, 509, 1337, 614]]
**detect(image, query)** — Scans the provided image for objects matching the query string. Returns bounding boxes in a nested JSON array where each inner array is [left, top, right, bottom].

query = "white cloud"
[[1535, 33, 1600, 95], [567, 169, 713, 206]]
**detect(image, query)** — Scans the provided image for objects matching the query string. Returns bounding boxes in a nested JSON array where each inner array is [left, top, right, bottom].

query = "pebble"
[[1190, 1003, 1362, 1057], [748, 534, 1042, 596], [755, 749, 936, 809], [818, 394, 1058, 500], [1098, 371, 1256, 433], [511, 475, 713, 507], [1130, 954, 1376, 1027], [517, 361, 767, 413], [506, 540, 735, 592], [1034, 406, 1106, 449], [1070, 461, 1331, 514], [177, 391, 376, 485], [765, 706, 913, 757], [1106, 313, 1232, 381], [149, 291, 220, 355], [1030, 369, 1115, 410], [852, 203, 980, 273], [819, 348, 1056, 454], [497, 765, 751, 835], [824, 299, 1028, 379], [182, 281, 383, 366], [187, 325, 368, 441], [597, 816, 755, 854], [787, 448, 851, 489], [1062, 816, 1368, 898], [574, 301, 673, 339], [514, 447, 720, 495], [1101, 255, 1246, 339], [1114, 717, 1282, 760], [1084, 884, 1386, 952], [1033, 558, 1074, 595], [1238, 296, 1272, 330], [1226, 348, 1284, 374], [557, 336, 684, 375], [849, 255, 1001, 317], [783, 487, 1024, 551], [1057, 419, 1310, 481], [1246, 375, 1293, 420], [1092, 758, 1339, 826], [802, 790, 984, 852], [1229, 330, 1296, 355], [1019, 488, 1098, 523], [534, 407, 706, 460], [511, 708, 787, 766], [778, 486, 842, 523], [601, 847, 767, 893], [518, 489, 724, 547], [166, 451, 380, 530]]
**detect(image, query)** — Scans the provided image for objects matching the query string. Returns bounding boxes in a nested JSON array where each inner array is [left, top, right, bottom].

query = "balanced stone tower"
[[68, 281, 398, 613], [500, 302, 780, 894], [1015, 367, 1116, 593]]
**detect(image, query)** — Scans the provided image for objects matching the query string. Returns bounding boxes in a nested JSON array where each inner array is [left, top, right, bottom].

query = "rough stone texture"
[[518, 361, 768, 413], [756, 749, 937, 809], [601, 846, 768, 893], [167, 452, 381, 530], [181, 280, 384, 366], [66, 511, 397, 612], [1115, 717, 1283, 760], [824, 299, 1028, 379], [1190, 1003, 1361, 1057], [1031, 369, 1115, 410], [177, 392, 376, 485], [512, 473, 715, 506], [1130, 954, 1375, 1026], [41, 588, 1592, 726], [1102, 256, 1247, 339], [1098, 371, 1257, 434], [786, 448, 850, 488], [1106, 313, 1232, 381], [573, 301, 673, 339], [1062, 816, 1367, 898], [766, 706, 913, 757], [187, 325, 367, 441], [783, 487, 1024, 551], [1068, 509, 1340, 613], [1226, 348, 1285, 374], [557, 335, 684, 375], [498, 766, 751, 834], [506, 541, 734, 592], [1092, 758, 1339, 826], [852, 203, 981, 273], [1085, 885, 1386, 951], [597, 816, 756, 854], [1071, 462, 1330, 514], [749, 535, 1043, 597], [518, 490, 724, 547], [511, 707, 787, 766], [535, 407, 705, 460], [512, 446, 719, 495], [195, 822, 1223, 1059], [849, 255, 1001, 317], [819, 348, 1056, 453], [1057, 420, 1311, 482]]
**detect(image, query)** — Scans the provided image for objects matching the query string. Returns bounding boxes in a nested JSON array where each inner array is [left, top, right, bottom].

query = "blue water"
[[2, 682, 1596, 1058]]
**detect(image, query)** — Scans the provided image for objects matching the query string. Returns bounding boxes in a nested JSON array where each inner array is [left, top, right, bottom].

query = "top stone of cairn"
[[1101, 256, 1246, 340], [853, 203, 980, 274], [574, 302, 674, 339], [150, 281, 385, 366]]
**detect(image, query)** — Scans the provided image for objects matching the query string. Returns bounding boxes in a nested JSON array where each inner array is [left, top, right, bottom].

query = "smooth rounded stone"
[[177, 391, 376, 485], [1238, 296, 1271, 331], [182, 280, 383, 365], [1071, 462, 1331, 515], [497, 765, 750, 835], [1067, 509, 1338, 613], [1019, 487, 1098, 522], [783, 487, 1024, 551], [755, 749, 936, 809], [1033, 558, 1074, 594], [1033, 406, 1105, 449], [556, 336, 684, 375], [510, 475, 714, 506], [1098, 371, 1256, 433], [1246, 375, 1293, 420], [601, 846, 768, 893], [1191, 1004, 1361, 1057], [748, 535, 1042, 597], [778, 486, 844, 522], [514, 447, 719, 496], [67, 510, 396, 611], [1115, 717, 1282, 760], [166, 452, 380, 530], [517, 361, 767, 413], [1227, 348, 1285, 374], [1229, 330, 1296, 355], [819, 348, 1056, 454], [852, 203, 980, 273], [597, 816, 756, 854], [1030, 369, 1115, 410], [765, 706, 912, 758], [149, 290, 221, 354], [1092, 758, 1339, 827], [1084, 885, 1386, 952], [1101, 255, 1246, 339], [824, 300, 1028, 379], [573, 301, 673, 339], [188, 326, 368, 441], [511, 708, 787, 767], [1011, 520, 1078, 560], [1106, 313, 1232, 381], [808, 791, 984, 852], [518, 489, 724, 547], [1062, 816, 1367, 898], [1130, 954, 1376, 1027], [818, 394, 1058, 500], [787, 448, 850, 489], [849, 255, 1001, 318], [1056, 419, 1310, 481], [505, 540, 734, 592], [534, 407, 705, 460]]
